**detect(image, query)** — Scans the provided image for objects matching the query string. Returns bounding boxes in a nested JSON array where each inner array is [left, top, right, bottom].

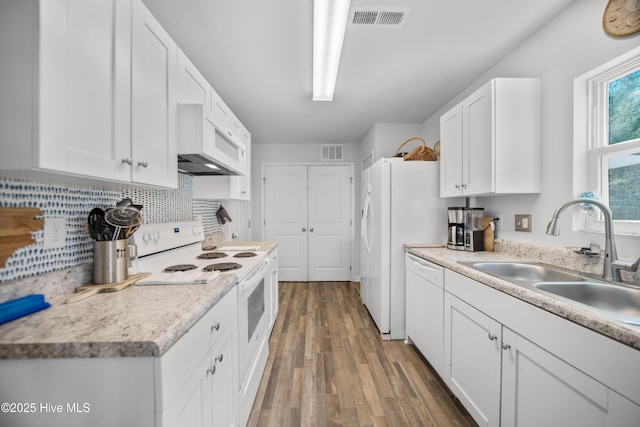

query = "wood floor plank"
[[247, 281, 476, 427]]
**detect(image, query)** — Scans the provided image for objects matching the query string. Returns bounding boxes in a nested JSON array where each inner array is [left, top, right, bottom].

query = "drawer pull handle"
[[211, 322, 220, 332], [502, 343, 511, 350], [488, 333, 498, 341]]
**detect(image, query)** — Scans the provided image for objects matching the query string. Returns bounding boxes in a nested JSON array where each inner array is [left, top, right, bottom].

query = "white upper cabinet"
[[130, 0, 177, 188], [0, 0, 178, 188], [1, 0, 131, 182], [440, 78, 541, 198], [176, 49, 211, 107]]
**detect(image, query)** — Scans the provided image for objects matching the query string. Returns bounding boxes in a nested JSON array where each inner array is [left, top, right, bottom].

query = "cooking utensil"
[[87, 207, 104, 240], [116, 198, 143, 211], [105, 206, 141, 240], [123, 221, 141, 239], [65, 272, 150, 304], [116, 197, 133, 208]]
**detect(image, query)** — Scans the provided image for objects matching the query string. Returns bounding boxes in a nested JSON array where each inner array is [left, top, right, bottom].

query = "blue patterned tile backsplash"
[[0, 173, 222, 283]]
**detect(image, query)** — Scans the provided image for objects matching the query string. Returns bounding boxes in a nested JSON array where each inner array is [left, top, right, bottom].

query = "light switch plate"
[[515, 214, 532, 232], [43, 217, 66, 249]]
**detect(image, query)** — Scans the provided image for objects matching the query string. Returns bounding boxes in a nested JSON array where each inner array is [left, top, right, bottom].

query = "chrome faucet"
[[546, 197, 639, 282]]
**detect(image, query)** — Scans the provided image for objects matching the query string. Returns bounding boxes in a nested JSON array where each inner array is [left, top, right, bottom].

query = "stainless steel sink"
[[534, 282, 640, 325], [459, 260, 640, 326], [461, 261, 587, 284]]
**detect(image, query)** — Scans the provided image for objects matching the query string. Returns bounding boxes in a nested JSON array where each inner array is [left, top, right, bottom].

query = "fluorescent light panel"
[[313, 0, 351, 101]]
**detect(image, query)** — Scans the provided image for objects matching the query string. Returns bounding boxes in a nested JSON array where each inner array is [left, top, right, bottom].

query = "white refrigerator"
[[360, 157, 451, 339]]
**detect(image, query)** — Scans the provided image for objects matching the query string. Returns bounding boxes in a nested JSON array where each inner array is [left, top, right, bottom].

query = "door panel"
[[308, 166, 351, 281], [263, 166, 308, 281], [264, 164, 352, 282]]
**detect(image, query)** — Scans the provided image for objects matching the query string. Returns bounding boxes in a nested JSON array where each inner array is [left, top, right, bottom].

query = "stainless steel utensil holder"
[[93, 240, 128, 284]]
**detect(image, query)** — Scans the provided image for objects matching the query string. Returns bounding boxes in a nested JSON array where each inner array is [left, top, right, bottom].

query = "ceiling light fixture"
[[313, 0, 351, 101]]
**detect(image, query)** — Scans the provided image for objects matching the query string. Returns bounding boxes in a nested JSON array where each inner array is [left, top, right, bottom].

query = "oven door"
[[237, 257, 270, 384]]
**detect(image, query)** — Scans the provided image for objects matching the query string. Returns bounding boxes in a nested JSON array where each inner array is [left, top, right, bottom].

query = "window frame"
[[574, 45, 640, 236]]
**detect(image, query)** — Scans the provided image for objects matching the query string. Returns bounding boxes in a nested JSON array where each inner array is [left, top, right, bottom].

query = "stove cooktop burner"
[[164, 264, 198, 272], [203, 262, 242, 272], [197, 252, 228, 260], [234, 252, 257, 258]]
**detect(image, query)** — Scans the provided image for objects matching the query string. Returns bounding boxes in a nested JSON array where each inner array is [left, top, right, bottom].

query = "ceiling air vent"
[[349, 7, 409, 28]]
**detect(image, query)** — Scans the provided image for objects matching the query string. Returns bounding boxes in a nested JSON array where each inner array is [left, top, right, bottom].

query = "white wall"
[[420, 0, 640, 259]]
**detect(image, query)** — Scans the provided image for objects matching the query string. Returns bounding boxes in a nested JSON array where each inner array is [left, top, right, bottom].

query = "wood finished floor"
[[247, 281, 476, 427]]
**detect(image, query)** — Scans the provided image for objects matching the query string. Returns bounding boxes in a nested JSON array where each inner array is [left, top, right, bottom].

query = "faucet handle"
[[612, 257, 640, 273]]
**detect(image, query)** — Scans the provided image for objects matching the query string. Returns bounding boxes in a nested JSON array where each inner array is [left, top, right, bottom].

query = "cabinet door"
[[462, 81, 494, 195], [163, 352, 212, 427], [229, 137, 251, 199], [501, 327, 613, 427], [439, 103, 464, 197], [210, 325, 238, 427], [39, 0, 131, 181], [131, 0, 177, 188], [176, 49, 210, 106], [444, 292, 501, 427], [267, 249, 279, 332]]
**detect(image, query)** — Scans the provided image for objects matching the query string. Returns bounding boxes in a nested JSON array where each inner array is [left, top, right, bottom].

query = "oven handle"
[[238, 257, 270, 294]]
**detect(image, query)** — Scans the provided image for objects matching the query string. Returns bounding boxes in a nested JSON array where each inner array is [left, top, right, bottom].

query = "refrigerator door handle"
[[361, 185, 372, 254]]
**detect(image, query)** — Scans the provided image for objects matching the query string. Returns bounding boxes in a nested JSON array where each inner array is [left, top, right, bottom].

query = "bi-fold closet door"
[[263, 165, 352, 282]]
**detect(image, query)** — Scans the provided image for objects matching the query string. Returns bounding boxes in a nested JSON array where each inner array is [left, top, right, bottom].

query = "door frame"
[[261, 162, 355, 281]]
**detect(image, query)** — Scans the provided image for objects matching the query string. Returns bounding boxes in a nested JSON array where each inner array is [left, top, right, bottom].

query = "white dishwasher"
[[405, 252, 445, 377]]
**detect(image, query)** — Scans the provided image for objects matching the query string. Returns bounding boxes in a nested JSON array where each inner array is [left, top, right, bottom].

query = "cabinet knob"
[[488, 333, 498, 341], [462, 184, 467, 189], [121, 157, 133, 166], [309, 227, 314, 232], [502, 342, 511, 350], [215, 354, 224, 364], [302, 227, 307, 232], [137, 160, 148, 168], [211, 322, 220, 332], [455, 184, 461, 190], [206, 365, 216, 376]]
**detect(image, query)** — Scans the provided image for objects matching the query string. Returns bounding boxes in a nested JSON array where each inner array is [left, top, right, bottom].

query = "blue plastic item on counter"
[[0, 294, 51, 325]]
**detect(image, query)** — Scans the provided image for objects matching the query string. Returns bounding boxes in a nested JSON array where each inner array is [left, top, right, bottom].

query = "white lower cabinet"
[[0, 290, 239, 427], [442, 268, 640, 427], [501, 327, 621, 427], [444, 292, 501, 426], [266, 249, 279, 332], [161, 288, 238, 427]]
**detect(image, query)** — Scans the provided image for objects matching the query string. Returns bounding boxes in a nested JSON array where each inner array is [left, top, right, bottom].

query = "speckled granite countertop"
[[405, 244, 640, 351], [0, 241, 277, 360]]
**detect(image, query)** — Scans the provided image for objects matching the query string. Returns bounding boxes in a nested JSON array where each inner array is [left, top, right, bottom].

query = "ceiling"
[[142, 0, 576, 145]]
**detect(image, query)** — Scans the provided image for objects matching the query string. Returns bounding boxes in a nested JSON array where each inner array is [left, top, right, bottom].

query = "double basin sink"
[[459, 261, 640, 326]]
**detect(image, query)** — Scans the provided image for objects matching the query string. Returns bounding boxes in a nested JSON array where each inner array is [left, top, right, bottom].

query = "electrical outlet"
[[495, 214, 504, 230], [43, 217, 66, 249], [515, 214, 532, 232]]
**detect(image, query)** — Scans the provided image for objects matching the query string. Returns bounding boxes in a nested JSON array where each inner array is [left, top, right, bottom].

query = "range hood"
[[178, 153, 239, 176], [177, 104, 246, 176]]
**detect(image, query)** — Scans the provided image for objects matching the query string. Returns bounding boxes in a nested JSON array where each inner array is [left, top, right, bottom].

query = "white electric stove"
[[130, 221, 267, 286]]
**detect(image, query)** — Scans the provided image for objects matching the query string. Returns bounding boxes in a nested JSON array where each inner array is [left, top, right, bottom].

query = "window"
[[575, 46, 640, 235]]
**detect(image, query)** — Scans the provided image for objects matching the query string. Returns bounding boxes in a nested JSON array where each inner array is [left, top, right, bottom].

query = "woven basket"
[[394, 137, 437, 161]]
